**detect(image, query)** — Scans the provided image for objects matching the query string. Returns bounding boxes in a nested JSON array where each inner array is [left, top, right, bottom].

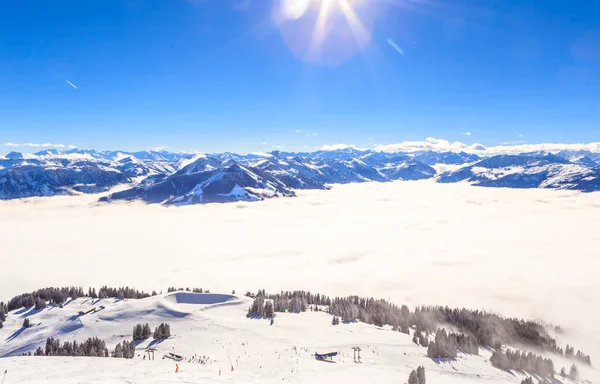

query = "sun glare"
[[274, 0, 377, 65]]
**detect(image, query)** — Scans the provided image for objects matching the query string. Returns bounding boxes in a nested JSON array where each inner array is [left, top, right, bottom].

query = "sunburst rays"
[[274, 0, 377, 65]]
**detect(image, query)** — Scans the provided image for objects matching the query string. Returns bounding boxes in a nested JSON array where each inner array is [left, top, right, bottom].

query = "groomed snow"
[[1, 180, 599, 381]]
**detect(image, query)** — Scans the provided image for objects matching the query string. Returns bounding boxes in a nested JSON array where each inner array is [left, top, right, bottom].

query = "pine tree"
[[113, 343, 123, 358], [560, 367, 566, 377], [34, 297, 45, 310], [153, 323, 171, 340], [569, 364, 579, 381], [142, 323, 152, 339], [265, 301, 274, 318], [408, 370, 419, 384], [23, 318, 30, 328], [417, 366, 426, 384]]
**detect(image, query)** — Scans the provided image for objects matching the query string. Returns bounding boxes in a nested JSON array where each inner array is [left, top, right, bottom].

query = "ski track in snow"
[[1, 180, 599, 382]]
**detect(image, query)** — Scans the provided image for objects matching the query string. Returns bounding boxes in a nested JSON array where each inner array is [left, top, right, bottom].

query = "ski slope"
[[0, 292, 593, 383]]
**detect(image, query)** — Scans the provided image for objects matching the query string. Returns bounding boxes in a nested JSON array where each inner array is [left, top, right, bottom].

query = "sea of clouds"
[[1, 180, 599, 362]]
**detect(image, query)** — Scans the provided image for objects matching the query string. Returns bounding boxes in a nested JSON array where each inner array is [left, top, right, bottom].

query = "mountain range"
[[2, 148, 600, 204]]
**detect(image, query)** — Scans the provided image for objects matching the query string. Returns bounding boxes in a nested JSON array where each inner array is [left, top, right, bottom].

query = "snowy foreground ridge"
[[0, 292, 596, 383], [2, 148, 600, 203]]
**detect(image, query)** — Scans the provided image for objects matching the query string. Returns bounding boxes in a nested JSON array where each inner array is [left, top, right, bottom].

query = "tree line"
[[167, 287, 210, 293], [133, 322, 171, 340], [7, 287, 85, 311], [490, 348, 555, 378], [565, 344, 591, 365], [245, 289, 592, 365], [5, 286, 154, 312], [559, 364, 579, 381], [35, 337, 109, 357]]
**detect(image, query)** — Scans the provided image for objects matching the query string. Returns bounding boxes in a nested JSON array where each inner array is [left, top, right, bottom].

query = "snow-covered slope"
[[438, 154, 600, 191], [3, 147, 600, 203], [0, 150, 194, 199], [104, 151, 438, 205], [103, 161, 296, 205], [1, 292, 592, 383]]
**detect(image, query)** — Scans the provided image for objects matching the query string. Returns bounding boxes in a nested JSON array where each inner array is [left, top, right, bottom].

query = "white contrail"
[[386, 38, 404, 55], [64, 78, 78, 90]]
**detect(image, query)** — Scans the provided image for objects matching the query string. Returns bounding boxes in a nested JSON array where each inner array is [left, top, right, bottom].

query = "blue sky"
[[1, 0, 599, 154]]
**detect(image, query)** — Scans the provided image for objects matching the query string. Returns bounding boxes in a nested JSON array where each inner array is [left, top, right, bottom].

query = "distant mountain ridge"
[[2, 148, 600, 204]]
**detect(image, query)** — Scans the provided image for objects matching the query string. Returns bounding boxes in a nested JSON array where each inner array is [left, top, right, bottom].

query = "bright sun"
[[274, 0, 376, 65]]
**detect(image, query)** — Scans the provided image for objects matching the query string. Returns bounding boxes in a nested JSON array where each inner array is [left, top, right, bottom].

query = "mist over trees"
[[244, 289, 591, 365], [569, 364, 579, 381], [426, 329, 479, 358], [565, 344, 591, 365], [490, 348, 555, 378]]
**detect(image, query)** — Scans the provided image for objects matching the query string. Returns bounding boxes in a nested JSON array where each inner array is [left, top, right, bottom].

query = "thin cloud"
[[519, 134, 524, 138], [319, 144, 364, 151], [272, 145, 282, 149], [311, 133, 319, 137], [373, 137, 600, 155], [386, 38, 405, 55], [63, 78, 78, 90], [462, 132, 472, 136], [295, 130, 301, 133], [4, 142, 75, 149], [151, 146, 168, 152]]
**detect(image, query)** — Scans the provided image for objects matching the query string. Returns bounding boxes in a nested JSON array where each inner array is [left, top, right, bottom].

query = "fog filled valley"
[[1, 180, 599, 383]]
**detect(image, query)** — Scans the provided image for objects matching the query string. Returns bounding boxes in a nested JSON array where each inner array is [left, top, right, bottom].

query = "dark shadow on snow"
[[430, 357, 455, 365], [246, 315, 273, 320], [59, 321, 83, 334], [13, 307, 29, 315], [147, 339, 167, 349], [5, 327, 27, 343], [62, 298, 75, 307], [19, 307, 43, 318]]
